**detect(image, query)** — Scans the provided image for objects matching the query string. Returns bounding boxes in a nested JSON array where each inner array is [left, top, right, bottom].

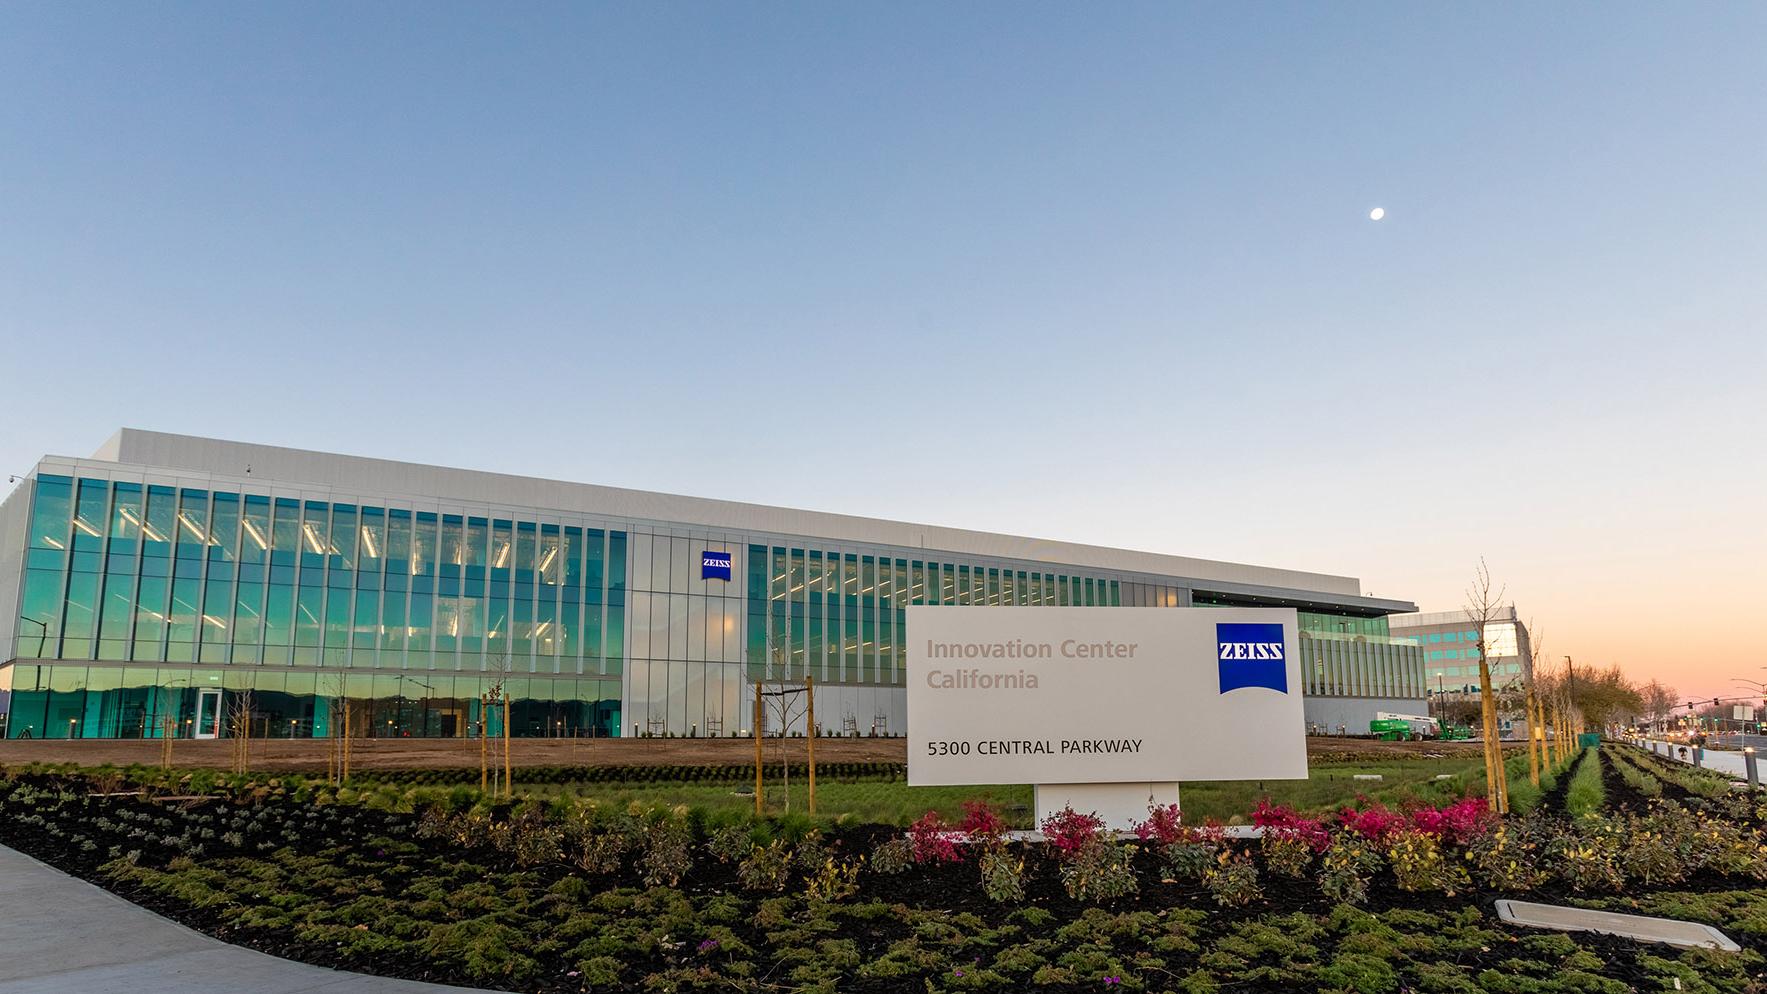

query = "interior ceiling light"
[[179, 513, 208, 543]]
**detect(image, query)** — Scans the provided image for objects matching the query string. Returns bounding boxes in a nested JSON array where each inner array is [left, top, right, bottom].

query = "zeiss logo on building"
[[701, 551, 733, 581], [1216, 623, 1288, 694]]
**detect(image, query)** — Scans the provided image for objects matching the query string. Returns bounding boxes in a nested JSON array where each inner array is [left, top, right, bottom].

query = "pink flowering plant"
[[959, 800, 1008, 847], [1334, 801, 1410, 843], [1407, 797, 1493, 844], [1040, 806, 1107, 859], [908, 811, 963, 864], [1250, 801, 1329, 851], [1130, 803, 1184, 846]]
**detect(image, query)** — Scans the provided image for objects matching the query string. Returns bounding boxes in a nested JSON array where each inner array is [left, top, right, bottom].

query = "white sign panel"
[[907, 606, 1308, 786]]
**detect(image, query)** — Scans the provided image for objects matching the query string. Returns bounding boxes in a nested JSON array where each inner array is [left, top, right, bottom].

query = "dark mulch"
[[1, 770, 1759, 994], [1598, 748, 1653, 813]]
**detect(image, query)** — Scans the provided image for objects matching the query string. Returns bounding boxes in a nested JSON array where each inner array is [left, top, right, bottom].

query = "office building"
[[0, 430, 1428, 740]]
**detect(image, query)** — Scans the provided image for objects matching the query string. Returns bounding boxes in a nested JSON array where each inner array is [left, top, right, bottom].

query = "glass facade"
[[1389, 615, 1532, 698], [1, 467, 1425, 739], [7, 475, 623, 738]]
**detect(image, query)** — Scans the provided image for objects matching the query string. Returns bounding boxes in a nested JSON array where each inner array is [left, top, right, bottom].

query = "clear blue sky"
[[1, 4, 1762, 694]]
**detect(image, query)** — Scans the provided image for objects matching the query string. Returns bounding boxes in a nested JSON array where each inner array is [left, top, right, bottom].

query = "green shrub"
[[1260, 832, 1315, 878], [1466, 821, 1544, 891], [1203, 851, 1262, 907], [1058, 839, 1138, 903], [1318, 831, 1383, 905], [737, 839, 792, 892], [792, 830, 830, 872], [1387, 830, 1464, 894], [1619, 822, 1688, 886], [1161, 838, 1219, 881], [870, 837, 914, 875], [804, 856, 863, 902], [640, 815, 693, 887], [707, 824, 753, 864], [1545, 815, 1624, 892], [978, 847, 1026, 903]]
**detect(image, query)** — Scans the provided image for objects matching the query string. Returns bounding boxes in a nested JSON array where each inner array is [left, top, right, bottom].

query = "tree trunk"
[[1523, 686, 1541, 786], [1476, 654, 1507, 813]]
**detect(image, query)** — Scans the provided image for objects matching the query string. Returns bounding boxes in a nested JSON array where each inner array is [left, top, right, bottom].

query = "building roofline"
[[24, 428, 1408, 611]]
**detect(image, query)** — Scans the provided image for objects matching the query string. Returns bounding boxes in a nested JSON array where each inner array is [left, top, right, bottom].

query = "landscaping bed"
[[4, 748, 1766, 993]]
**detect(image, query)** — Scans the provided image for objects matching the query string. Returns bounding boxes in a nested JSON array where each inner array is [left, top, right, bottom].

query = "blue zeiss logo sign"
[[1216, 623, 1288, 694], [701, 551, 732, 581]]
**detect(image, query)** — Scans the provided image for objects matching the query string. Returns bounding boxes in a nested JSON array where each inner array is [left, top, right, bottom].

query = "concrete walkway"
[[1642, 739, 1748, 781], [0, 845, 493, 994]]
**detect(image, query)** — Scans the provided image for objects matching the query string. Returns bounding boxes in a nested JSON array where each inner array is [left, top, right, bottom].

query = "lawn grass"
[[522, 753, 1491, 826]]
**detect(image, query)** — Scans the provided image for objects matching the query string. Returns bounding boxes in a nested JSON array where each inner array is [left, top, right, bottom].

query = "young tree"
[[323, 670, 353, 785], [754, 629, 811, 812], [1521, 626, 1544, 786], [1464, 559, 1510, 814], [482, 647, 515, 798], [226, 686, 257, 775]]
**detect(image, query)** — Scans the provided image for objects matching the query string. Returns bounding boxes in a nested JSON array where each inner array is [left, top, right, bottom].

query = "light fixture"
[[296, 522, 326, 553], [72, 517, 101, 537], [537, 546, 557, 574], [360, 525, 378, 559], [243, 519, 270, 550], [44, 537, 65, 550], [179, 513, 209, 543]]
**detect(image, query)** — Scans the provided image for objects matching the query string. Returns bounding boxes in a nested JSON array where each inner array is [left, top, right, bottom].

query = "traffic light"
[[1714, 698, 1722, 707]]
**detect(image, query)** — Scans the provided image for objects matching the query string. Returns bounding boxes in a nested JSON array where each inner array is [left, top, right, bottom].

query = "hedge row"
[[350, 761, 907, 786]]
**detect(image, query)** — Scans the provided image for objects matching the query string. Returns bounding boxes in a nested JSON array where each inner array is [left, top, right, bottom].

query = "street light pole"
[[19, 616, 48, 656]]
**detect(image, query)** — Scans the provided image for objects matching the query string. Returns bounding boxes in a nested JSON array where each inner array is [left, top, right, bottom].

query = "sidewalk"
[[1641, 739, 1748, 781], [0, 845, 493, 994]]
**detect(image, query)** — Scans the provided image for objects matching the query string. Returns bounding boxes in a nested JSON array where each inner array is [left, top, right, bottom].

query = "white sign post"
[[906, 606, 1308, 829]]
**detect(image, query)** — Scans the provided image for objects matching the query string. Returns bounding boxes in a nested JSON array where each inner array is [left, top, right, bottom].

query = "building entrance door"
[[195, 689, 222, 739]]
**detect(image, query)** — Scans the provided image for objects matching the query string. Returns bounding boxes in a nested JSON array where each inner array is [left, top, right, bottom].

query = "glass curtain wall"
[[7, 476, 624, 738]]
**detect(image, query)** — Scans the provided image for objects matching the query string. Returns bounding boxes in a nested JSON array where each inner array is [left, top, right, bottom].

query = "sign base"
[[1034, 782, 1180, 832]]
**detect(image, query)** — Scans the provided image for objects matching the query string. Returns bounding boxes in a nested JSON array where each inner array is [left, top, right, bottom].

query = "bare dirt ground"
[[0, 735, 1483, 772]]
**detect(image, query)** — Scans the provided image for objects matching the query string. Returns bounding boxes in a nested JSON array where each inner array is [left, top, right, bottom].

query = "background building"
[[0, 430, 1427, 740], [1387, 606, 1532, 728]]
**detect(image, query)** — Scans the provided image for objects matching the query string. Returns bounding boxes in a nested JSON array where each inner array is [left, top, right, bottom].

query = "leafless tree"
[[761, 632, 810, 813], [482, 646, 515, 798], [226, 687, 257, 775], [1521, 625, 1544, 785], [323, 670, 354, 785], [1464, 559, 1510, 814]]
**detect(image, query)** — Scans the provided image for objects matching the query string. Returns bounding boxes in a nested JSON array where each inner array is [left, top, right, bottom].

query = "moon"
[[1369, 207, 1386, 221]]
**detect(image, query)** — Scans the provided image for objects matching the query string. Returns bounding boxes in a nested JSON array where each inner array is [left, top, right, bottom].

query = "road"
[[1641, 738, 1749, 781]]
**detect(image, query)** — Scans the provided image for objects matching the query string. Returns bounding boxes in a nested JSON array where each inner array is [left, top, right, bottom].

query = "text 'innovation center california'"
[[0, 431, 1428, 740]]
